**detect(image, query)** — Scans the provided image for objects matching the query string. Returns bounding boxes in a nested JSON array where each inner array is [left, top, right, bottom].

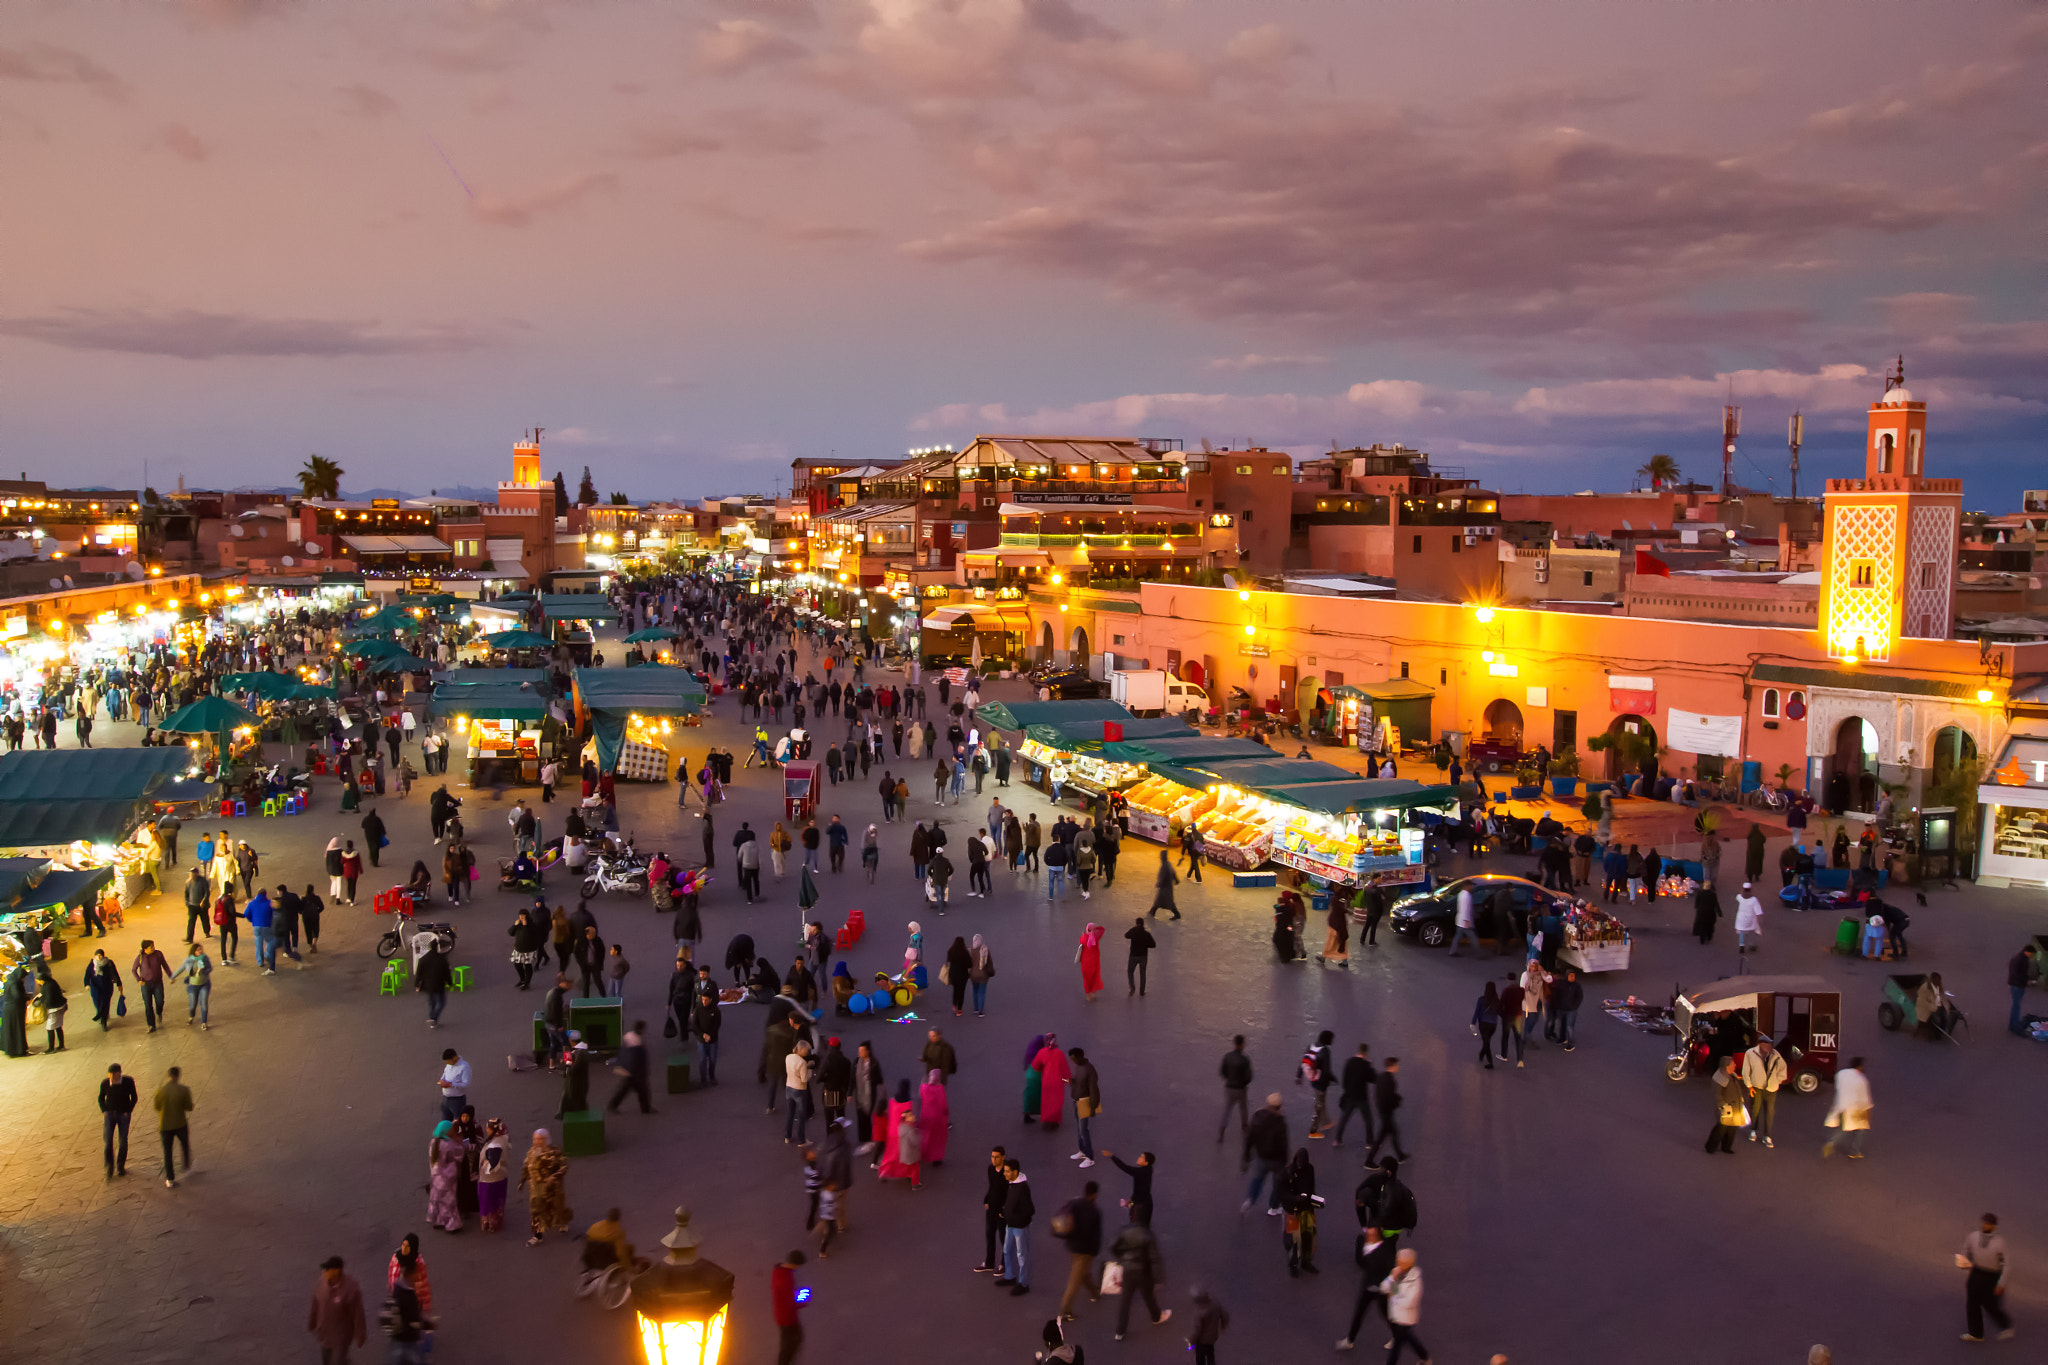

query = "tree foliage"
[[577, 466, 598, 506], [552, 471, 570, 516], [298, 454, 343, 500]]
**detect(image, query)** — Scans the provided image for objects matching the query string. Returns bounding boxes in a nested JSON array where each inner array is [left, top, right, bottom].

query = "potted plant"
[[1549, 747, 1581, 798]]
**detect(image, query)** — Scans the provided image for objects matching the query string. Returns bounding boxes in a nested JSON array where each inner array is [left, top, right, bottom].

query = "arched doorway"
[[1181, 659, 1207, 687], [1483, 699, 1524, 746], [1602, 714, 1658, 785], [1070, 626, 1090, 660], [1929, 725, 1977, 789], [1827, 716, 1879, 813], [1037, 621, 1054, 665]]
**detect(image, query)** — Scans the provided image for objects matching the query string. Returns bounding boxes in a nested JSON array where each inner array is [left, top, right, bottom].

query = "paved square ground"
[[2, 629, 2043, 1364]]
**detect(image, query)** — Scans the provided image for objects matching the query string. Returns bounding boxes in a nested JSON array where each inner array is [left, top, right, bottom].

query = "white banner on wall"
[[1666, 708, 1743, 759]]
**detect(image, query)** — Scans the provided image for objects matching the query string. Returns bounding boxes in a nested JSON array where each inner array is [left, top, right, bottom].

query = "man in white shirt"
[[1448, 886, 1479, 957], [437, 1048, 471, 1121], [1734, 883, 1764, 954]]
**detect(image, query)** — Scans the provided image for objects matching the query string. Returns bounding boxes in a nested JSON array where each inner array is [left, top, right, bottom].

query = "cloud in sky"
[[0, 43, 127, 97], [0, 308, 490, 360], [469, 172, 618, 227], [0, 2, 2043, 503]]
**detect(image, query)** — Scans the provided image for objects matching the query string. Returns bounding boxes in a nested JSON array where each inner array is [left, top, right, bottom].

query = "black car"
[[1387, 874, 1561, 948], [1028, 665, 1108, 700]]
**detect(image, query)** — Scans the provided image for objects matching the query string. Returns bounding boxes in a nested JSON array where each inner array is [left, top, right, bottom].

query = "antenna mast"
[[1787, 411, 1803, 500], [1721, 384, 1740, 498]]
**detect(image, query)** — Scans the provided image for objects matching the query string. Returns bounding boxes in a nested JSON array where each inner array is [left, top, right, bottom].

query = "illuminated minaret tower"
[[1817, 358, 1962, 661]]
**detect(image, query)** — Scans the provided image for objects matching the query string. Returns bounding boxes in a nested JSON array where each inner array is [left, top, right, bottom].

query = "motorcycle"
[[582, 850, 651, 900], [376, 905, 456, 962]]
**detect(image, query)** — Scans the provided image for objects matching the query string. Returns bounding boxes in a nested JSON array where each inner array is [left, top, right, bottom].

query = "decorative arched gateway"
[[1037, 621, 1055, 666], [1928, 724, 1978, 790], [1181, 659, 1207, 687], [1602, 713, 1659, 785], [1826, 716, 1880, 813], [1069, 626, 1090, 661], [1482, 698, 1524, 747]]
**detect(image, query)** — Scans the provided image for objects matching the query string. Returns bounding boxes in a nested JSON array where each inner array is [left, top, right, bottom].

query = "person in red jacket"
[[772, 1249, 808, 1365]]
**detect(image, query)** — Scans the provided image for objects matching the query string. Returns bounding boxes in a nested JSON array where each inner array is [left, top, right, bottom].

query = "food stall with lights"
[[1248, 777, 1457, 889], [543, 595, 620, 665], [573, 666, 707, 781], [0, 748, 193, 925], [429, 675, 555, 787], [1016, 714, 1196, 806], [1096, 734, 1280, 842], [1164, 758, 1360, 872]]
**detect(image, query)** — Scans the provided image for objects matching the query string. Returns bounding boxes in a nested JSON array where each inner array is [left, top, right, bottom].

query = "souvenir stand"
[[1556, 901, 1633, 971]]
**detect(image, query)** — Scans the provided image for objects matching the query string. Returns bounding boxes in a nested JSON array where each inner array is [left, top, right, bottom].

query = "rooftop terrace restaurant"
[[996, 502, 1226, 583]]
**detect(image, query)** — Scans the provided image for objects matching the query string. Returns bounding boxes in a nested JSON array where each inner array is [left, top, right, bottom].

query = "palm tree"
[[298, 454, 343, 500], [1638, 453, 1679, 491]]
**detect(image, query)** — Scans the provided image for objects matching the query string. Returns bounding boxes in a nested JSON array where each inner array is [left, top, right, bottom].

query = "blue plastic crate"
[[1233, 870, 1278, 888]]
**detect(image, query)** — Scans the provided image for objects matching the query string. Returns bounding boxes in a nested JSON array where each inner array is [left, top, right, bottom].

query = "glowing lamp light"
[[1977, 688, 1995, 703], [1238, 589, 1251, 602], [1474, 607, 1495, 624], [1481, 650, 1495, 663], [1243, 623, 1256, 636], [631, 1207, 735, 1365]]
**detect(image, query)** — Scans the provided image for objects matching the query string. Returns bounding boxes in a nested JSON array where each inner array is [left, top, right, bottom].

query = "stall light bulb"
[[1475, 606, 1495, 624]]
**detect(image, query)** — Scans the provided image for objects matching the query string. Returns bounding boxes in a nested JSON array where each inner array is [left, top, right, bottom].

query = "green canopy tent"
[[428, 679, 551, 723], [341, 637, 409, 659], [975, 698, 1133, 733], [1021, 715, 1194, 753], [572, 666, 706, 771], [1098, 734, 1278, 767], [399, 593, 461, 609], [0, 748, 194, 804], [364, 652, 435, 675], [218, 671, 296, 698], [353, 605, 419, 633], [288, 682, 339, 701], [623, 627, 678, 643], [541, 595, 620, 622], [482, 629, 557, 651], [1248, 777, 1455, 816], [157, 696, 260, 741], [1173, 758, 1362, 789]]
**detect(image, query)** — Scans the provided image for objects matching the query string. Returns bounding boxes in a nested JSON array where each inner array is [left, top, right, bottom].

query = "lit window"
[[1235, 464, 1252, 475]]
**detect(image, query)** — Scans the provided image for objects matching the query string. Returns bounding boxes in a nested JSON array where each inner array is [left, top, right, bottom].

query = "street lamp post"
[[632, 1207, 736, 1365]]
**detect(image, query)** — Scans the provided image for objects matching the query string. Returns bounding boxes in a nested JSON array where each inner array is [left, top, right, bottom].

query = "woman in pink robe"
[[917, 1068, 950, 1166], [1032, 1040, 1072, 1128], [876, 1080, 922, 1188], [1076, 923, 1105, 999]]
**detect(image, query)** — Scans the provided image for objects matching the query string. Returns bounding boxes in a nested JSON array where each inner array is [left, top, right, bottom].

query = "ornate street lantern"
[[632, 1207, 736, 1365]]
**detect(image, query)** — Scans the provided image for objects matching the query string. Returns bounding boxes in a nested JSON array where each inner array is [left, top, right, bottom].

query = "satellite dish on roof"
[[280, 555, 295, 567], [124, 560, 146, 580], [230, 524, 245, 537], [304, 540, 321, 555], [62, 575, 74, 589], [48, 578, 63, 591], [1223, 573, 1238, 589], [1621, 520, 1632, 531]]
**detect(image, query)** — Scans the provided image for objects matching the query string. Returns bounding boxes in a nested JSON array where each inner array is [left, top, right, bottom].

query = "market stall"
[[572, 665, 706, 778], [1168, 758, 1360, 871], [0, 749, 187, 918], [1977, 732, 2048, 888], [1253, 778, 1456, 889], [1016, 714, 1195, 805], [429, 676, 554, 787], [1118, 770, 1216, 844], [1557, 900, 1632, 971], [975, 698, 1133, 734]]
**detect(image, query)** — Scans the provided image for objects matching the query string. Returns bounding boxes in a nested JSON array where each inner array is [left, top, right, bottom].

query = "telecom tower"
[[1720, 398, 1740, 497]]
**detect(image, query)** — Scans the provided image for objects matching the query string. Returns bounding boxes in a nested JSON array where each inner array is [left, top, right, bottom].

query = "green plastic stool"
[[560, 1109, 606, 1157], [450, 965, 472, 993], [378, 962, 404, 996]]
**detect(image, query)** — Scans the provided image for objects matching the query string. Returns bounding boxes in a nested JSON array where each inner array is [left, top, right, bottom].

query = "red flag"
[[1634, 549, 1670, 577], [1102, 721, 1124, 741]]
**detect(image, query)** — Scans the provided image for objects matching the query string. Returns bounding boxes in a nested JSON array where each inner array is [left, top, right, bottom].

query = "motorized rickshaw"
[[1666, 975, 1840, 1093], [784, 762, 817, 823]]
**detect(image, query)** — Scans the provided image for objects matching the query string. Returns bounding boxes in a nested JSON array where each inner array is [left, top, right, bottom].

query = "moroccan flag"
[[1103, 721, 1124, 741], [1634, 549, 1670, 577]]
